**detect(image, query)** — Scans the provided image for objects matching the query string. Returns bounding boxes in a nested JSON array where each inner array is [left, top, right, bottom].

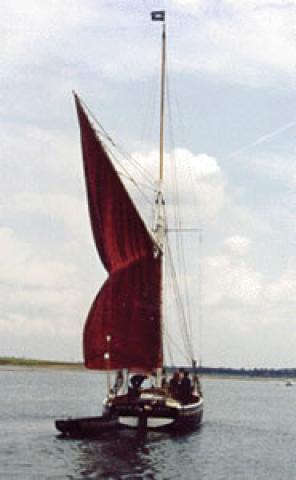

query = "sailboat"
[[55, 11, 203, 436]]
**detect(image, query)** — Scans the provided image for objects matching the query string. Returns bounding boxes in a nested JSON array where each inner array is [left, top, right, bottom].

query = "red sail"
[[75, 95, 162, 371]]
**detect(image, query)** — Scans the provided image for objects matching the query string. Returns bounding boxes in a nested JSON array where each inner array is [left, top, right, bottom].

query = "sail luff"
[[74, 94, 162, 372]]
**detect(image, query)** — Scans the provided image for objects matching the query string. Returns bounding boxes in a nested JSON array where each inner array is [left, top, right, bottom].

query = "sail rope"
[[80, 96, 155, 187], [164, 236, 194, 363], [118, 171, 155, 193], [102, 143, 155, 208], [167, 73, 194, 335], [163, 323, 191, 364], [163, 71, 195, 364]]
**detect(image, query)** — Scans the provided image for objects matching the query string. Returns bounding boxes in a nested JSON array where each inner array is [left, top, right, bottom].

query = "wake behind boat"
[[56, 11, 203, 437]]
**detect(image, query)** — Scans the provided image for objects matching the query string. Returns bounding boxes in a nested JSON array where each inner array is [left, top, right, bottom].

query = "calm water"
[[1, 367, 296, 479]]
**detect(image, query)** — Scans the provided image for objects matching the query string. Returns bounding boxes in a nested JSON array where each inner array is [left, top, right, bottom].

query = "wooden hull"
[[55, 399, 203, 437], [105, 391, 203, 432]]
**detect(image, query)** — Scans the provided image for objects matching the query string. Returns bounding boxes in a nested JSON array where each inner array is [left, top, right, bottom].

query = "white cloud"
[[204, 254, 263, 306], [0, 228, 30, 266], [8, 192, 90, 241], [266, 259, 296, 304], [2, 0, 296, 91], [169, 0, 296, 88], [0, 121, 82, 195], [172, 0, 205, 14], [131, 149, 226, 225], [0, 0, 93, 66], [245, 152, 296, 189], [174, 150, 220, 178], [224, 235, 252, 256]]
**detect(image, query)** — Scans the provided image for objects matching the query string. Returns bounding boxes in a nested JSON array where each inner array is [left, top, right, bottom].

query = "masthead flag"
[[151, 11, 165, 22]]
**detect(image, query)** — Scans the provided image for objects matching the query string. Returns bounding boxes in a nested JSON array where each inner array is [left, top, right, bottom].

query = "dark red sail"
[[75, 95, 162, 371]]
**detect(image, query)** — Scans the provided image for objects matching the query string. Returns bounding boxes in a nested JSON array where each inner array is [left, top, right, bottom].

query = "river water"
[[1, 366, 295, 479]]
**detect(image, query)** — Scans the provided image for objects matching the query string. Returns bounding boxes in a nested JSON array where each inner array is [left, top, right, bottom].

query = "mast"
[[159, 21, 166, 185], [152, 11, 166, 252], [151, 11, 166, 385]]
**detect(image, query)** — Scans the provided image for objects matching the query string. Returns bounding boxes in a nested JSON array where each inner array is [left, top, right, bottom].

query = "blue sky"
[[1, 0, 296, 367]]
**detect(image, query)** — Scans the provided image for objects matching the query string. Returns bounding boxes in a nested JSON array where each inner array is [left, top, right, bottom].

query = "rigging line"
[[165, 45, 188, 149], [166, 64, 203, 231], [165, 237, 194, 360], [167, 228, 203, 232], [163, 325, 191, 363], [163, 264, 192, 364], [79, 105, 152, 194], [166, 55, 203, 229], [80, 97, 155, 185], [166, 78, 181, 235], [165, 252, 189, 357], [166, 85, 193, 339], [166, 80, 183, 237], [103, 143, 154, 208], [163, 324, 175, 366], [113, 144, 155, 186], [163, 282, 193, 363], [197, 230, 203, 367], [100, 133, 155, 187], [163, 255, 190, 364], [168, 68, 187, 147], [118, 171, 156, 193], [175, 155, 202, 350], [165, 343, 174, 367], [165, 112, 191, 343], [167, 149, 193, 341], [80, 97, 115, 145], [165, 67, 185, 150], [167, 72, 203, 356]]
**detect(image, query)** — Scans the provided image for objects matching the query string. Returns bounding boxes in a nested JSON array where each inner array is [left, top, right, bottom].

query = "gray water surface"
[[1, 367, 295, 479]]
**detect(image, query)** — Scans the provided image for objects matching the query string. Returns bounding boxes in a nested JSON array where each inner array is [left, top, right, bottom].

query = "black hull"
[[55, 401, 203, 438], [55, 409, 202, 438], [55, 415, 121, 438], [109, 398, 203, 432], [171, 405, 203, 432], [55, 395, 203, 437]]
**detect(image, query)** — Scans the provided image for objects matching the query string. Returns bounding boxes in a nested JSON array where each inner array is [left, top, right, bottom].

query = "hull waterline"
[[55, 396, 203, 437]]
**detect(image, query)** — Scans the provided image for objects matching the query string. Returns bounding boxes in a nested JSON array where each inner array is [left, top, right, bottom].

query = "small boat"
[[56, 10, 203, 437], [285, 380, 294, 387]]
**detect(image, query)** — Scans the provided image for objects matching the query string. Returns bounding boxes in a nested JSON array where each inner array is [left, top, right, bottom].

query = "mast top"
[[151, 10, 165, 22]]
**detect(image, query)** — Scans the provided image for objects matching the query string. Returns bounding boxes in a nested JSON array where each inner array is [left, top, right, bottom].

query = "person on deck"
[[169, 370, 180, 399], [113, 370, 124, 395], [179, 370, 192, 404], [161, 368, 168, 391], [129, 374, 147, 397]]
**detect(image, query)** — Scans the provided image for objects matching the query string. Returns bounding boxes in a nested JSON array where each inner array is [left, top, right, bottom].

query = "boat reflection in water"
[[66, 427, 203, 479]]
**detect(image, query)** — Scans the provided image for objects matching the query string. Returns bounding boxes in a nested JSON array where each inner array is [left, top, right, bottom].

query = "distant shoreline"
[[1, 357, 295, 379], [0, 357, 84, 370]]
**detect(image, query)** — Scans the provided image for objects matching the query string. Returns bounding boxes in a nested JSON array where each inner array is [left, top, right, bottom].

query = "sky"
[[1, 0, 296, 368]]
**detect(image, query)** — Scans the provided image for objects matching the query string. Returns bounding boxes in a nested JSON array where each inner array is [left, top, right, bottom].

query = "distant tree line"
[[1, 358, 295, 378], [165, 366, 296, 378]]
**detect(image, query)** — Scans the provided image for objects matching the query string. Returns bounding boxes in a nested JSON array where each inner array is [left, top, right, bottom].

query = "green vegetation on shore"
[[1, 357, 295, 378], [0, 357, 83, 369]]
